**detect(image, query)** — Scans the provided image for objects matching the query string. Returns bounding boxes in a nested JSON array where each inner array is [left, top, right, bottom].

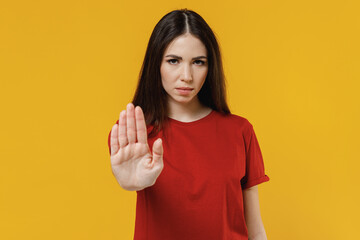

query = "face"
[[160, 33, 208, 108]]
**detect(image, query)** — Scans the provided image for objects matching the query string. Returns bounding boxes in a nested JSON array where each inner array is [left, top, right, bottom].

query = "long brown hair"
[[132, 8, 231, 138]]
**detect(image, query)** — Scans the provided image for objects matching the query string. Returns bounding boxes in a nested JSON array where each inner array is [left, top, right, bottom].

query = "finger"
[[126, 103, 136, 143], [118, 110, 128, 148], [135, 106, 148, 144], [110, 124, 120, 156], [151, 138, 163, 167]]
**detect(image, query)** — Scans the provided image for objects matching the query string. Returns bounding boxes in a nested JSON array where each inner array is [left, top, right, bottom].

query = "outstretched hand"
[[110, 103, 164, 191]]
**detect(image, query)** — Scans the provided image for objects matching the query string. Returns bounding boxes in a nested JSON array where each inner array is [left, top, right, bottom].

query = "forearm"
[[243, 185, 268, 240], [249, 230, 267, 240], [247, 221, 268, 240]]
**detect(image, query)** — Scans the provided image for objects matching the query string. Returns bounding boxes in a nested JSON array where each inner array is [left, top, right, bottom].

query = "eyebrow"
[[165, 54, 207, 60]]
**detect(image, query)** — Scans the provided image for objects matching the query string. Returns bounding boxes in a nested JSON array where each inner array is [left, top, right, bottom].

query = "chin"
[[177, 98, 197, 105]]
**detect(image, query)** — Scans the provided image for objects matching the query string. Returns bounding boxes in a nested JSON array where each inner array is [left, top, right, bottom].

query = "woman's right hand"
[[109, 103, 164, 191]]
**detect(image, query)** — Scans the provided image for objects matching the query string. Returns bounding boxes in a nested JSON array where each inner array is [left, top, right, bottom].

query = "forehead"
[[164, 34, 207, 56]]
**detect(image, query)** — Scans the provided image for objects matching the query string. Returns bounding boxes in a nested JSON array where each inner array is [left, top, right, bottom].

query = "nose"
[[180, 64, 193, 82]]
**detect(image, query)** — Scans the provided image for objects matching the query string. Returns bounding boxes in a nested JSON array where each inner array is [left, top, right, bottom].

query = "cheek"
[[202, 68, 208, 79], [161, 65, 176, 84], [196, 68, 208, 85], [160, 66, 172, 90]]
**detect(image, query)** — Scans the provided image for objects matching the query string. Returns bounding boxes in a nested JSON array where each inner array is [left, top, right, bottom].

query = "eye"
[[167, 59, 179, 65], [194, 60, 205, 65]]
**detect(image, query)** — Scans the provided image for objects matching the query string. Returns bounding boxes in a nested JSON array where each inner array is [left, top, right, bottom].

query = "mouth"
[[176, 88, 193, 95], [176, 87, 194, 90]]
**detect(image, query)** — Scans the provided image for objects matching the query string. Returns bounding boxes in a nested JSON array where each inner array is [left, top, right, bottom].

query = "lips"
[[176, 87, 193, 95], [176, 87, 194, 90]]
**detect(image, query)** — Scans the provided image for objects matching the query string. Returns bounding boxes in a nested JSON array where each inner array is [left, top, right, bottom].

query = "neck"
[[167, 96, 212, 122]]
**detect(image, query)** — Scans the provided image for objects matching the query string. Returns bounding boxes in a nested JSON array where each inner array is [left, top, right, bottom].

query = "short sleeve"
[[240, 122, 270, 190]]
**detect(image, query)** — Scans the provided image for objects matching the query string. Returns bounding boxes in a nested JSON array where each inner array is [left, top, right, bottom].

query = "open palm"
[[109, 103, 164, 191]]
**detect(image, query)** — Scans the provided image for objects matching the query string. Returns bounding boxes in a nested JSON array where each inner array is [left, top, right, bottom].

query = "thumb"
[[152, 138, 163, 165]]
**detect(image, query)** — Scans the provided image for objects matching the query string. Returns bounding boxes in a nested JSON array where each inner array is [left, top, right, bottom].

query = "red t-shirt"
[[108, 110, 270, 239]]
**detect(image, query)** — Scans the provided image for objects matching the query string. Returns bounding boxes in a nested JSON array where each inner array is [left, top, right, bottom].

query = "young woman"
[[108, 9, 270, 240]]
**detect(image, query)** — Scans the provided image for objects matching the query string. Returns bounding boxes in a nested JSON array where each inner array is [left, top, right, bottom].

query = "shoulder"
[[213, 111, 253, 130]]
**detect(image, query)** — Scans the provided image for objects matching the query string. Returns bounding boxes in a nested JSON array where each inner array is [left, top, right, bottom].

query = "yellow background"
[[1, 0, 359, 239]]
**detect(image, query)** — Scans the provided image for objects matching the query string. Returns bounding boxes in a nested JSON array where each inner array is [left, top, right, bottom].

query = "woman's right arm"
[[109, 103, 164, 191]]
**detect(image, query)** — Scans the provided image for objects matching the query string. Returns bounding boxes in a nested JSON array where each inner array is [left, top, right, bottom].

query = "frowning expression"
[[160, 33, 208, 107]]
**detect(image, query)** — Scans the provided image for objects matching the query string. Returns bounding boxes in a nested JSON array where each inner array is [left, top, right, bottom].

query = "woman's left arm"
[[243, 185, 268, 240]]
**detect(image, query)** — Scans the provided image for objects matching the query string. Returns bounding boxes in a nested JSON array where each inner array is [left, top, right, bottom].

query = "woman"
[[108, 8, 270, 240]]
